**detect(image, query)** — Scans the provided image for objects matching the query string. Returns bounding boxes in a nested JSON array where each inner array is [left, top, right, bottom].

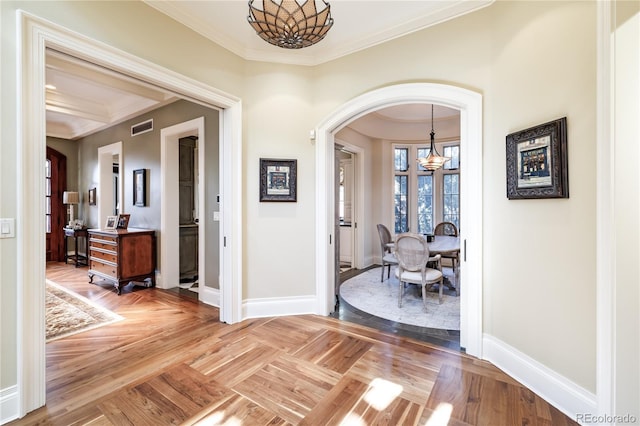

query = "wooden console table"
[[87, 228, 156, 295], [64, 228, 88, 267]]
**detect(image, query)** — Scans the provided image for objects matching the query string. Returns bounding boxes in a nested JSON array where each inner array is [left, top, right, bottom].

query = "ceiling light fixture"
[[417, 104, 450, 172], [247, 0, 334, 49]]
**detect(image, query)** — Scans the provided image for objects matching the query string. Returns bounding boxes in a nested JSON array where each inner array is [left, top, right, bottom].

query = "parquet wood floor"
[[9, 262, 578, 425]]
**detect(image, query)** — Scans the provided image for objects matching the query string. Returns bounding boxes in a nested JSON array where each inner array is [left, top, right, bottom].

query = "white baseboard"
[[243, 295, 317, 319], [199, 285, 219, 307], [483, 334, 596, 423], [0, 385, 19, 424]]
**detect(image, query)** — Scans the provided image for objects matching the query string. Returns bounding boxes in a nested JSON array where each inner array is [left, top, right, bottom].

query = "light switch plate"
[[0, 218, 15, 238], [213, 211, 220, 221]]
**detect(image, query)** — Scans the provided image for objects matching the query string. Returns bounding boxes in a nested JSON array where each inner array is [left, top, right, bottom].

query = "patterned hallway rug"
[[46, 279, 123, 342], [339, 267, 460, 330]]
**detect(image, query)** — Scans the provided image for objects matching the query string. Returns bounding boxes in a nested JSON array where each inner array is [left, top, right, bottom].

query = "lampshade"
[[417, 105, 450, 172], [63, 191, 79, 204], [247, 0, 334, 49]]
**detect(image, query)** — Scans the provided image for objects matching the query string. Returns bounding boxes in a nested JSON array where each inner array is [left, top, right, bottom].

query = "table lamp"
[[63, 191, 80, 227]]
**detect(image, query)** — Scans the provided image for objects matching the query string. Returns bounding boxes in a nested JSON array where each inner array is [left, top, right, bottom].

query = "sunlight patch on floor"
[[424, 402, 453, 426]]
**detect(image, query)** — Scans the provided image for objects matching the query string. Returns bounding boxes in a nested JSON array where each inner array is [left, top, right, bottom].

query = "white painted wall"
[[3, 0, 637, 422]]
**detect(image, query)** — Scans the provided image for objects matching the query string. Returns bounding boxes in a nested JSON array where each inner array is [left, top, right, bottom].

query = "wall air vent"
[[131, 119, 153, 137]]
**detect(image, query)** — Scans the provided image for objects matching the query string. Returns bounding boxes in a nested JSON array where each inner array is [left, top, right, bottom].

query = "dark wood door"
[[46, 147, 67, 261]]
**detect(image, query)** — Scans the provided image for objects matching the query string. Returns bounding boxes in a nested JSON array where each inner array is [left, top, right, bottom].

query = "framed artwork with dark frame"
[[116, 213, 130, 229], [133, 169, 147, 207], [88, 187, 96, 205], [260, 158, 297, 202], [506, 117, 568, 199]]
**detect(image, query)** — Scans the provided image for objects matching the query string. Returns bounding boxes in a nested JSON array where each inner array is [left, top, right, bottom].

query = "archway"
[[314, 83, 483, 357]]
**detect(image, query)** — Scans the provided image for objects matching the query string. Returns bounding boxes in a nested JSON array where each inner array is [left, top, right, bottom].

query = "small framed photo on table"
[[116, 214, 130, 229], [259, 158, 297, 202], [506, 117, 568, 199], [105, 215, 118, 230]]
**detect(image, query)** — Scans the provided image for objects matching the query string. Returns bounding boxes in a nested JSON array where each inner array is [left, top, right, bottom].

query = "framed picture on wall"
[[506, 117, 568, 199], [259, 158, 297, 202], [88, 187, 96, 205], [133, 169, 147, 207]]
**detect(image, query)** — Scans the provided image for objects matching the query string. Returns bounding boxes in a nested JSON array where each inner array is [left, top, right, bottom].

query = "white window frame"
[[392, 141, 460, 234]]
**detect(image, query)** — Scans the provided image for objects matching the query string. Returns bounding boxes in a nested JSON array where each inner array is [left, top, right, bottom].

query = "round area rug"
[[340, 267, 460, 330]]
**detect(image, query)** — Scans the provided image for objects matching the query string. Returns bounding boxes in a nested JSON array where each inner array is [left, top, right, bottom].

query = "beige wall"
[[3, 0, 628, 414]]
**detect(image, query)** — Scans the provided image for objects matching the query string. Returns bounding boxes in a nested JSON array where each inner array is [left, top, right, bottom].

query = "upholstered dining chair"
[[433, 221, 460, 278], [394, 233, 444, 309], [376, 224, 398, 282]]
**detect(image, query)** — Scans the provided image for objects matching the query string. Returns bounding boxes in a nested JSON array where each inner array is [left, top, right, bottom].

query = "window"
[[443, 173, 460, 229], [417, 175, 433, 233], [394, 146, 433, 233], [394, 147, 409, 233], [443, 145, 460, 170], [392, 143, 460, 235]]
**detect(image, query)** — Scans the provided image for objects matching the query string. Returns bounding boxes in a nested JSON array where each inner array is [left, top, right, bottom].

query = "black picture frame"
[[260, 158, 297, 202], [88, 187, 96, 205], [116, 213, 130, 229], [506, 117, 568, 199], [133, 169, 147, 206]]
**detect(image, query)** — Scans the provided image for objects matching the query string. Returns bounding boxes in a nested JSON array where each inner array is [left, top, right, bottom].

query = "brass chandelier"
[[247, 0, 334, 49], [417, 104, 450, 172]]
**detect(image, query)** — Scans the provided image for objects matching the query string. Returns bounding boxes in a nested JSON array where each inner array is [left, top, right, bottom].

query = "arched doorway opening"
[[314, 83, 484, 357]]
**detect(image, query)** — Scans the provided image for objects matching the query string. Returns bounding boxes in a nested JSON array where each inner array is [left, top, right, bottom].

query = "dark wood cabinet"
[[88, 228, 156, 295], [64, 228, 88, 267]]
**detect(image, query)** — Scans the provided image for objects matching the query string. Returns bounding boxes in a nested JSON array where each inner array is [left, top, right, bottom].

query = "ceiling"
[[46, 1, 488, 140]]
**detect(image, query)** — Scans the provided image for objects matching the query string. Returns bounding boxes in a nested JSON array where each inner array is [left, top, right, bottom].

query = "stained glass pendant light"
[[247, 0, 334, 49], [417, 104, 450, 172]]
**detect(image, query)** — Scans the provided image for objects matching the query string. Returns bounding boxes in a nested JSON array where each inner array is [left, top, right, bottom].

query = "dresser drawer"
[[90, 259, 118, 278], [89, 239, 117, 251], [90, 249, 118, 264]]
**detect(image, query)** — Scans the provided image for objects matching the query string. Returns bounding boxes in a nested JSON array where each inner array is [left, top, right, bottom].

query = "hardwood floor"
[[10, 262, 577, 425]]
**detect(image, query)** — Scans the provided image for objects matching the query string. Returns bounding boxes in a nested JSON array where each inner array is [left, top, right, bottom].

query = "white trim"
[[243, 296, 318, 320], [315, 83, 483, 358], [160, 117, 206, 292], [0, 386, 19, 424], [17, 11, 243, 417], [595, 0, 615, 417], [200, 286, 220, 307], [483, 334, 597, 421], [97, 141, 123, 225], [335, 140, 365, 270]]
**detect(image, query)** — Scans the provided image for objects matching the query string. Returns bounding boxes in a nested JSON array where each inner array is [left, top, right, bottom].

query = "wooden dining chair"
[[376, 224, 398, 282], [394, 233, 444, 309], [434, 221, 459, 281]]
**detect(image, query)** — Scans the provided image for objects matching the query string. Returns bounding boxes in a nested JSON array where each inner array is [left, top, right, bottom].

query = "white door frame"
[[159, 118, 209, 303], [97, 142, 123, 226], [315, 83, 483, 357], [17, 11, 243, 416], [335, 142, 365, 269]]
